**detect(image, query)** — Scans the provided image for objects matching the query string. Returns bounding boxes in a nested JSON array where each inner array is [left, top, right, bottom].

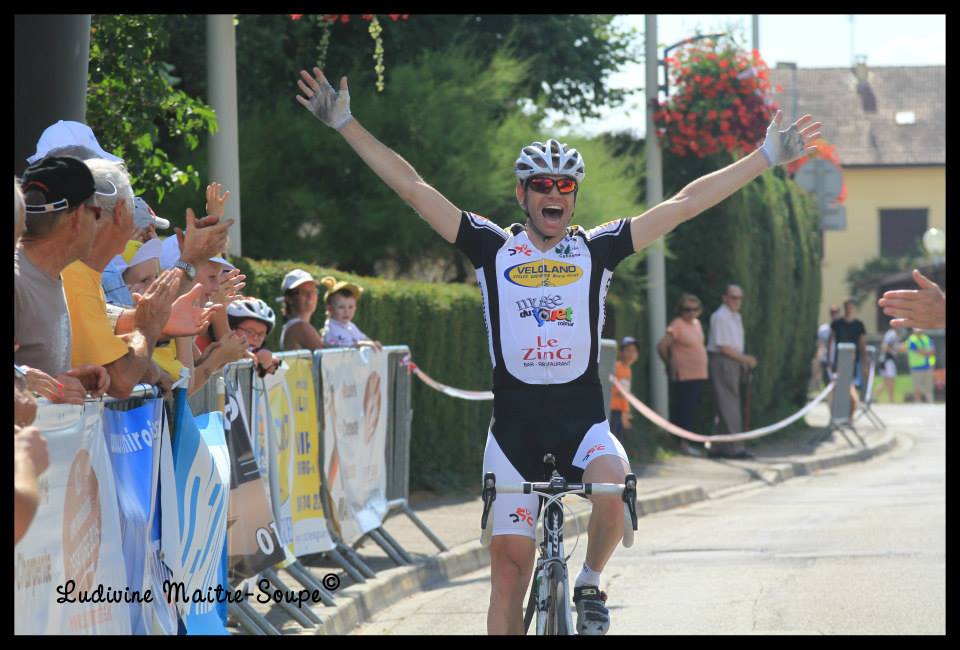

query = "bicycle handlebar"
[[480, 472, 638, 548], [497, 482, 626, 496]]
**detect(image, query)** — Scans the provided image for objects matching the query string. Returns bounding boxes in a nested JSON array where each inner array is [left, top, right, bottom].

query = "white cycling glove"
[[759, 110, 806, 167], [300, 71, 353, 131]]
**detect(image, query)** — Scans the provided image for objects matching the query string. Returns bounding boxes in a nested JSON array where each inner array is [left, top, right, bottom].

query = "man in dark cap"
[[15, 156, 110, 395]]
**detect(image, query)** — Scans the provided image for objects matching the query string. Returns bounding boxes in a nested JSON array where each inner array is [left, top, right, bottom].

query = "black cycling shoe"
[[573, 585, 609, 635]]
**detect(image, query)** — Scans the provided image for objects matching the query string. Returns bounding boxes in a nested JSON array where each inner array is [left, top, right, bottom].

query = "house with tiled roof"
[[770, 62, 945, 333]]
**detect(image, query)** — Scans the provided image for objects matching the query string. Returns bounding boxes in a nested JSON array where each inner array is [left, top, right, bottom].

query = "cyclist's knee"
[[588, 493, 625, 522], [490, 535, 534, 593]]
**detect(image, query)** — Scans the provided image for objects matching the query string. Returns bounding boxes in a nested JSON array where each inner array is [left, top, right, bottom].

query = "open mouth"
[[541, 206, 564, 222]]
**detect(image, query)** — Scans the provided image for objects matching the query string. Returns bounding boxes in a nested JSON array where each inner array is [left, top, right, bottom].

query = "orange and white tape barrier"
[[612, 376, 835, 443], [400, 354, 494, 401]]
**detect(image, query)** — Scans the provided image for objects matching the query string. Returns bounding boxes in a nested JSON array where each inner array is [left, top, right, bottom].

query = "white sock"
[[574, 562, 601, 588]]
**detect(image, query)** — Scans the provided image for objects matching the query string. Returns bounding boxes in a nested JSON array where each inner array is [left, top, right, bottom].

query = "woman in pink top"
[[657, 293, 709, 434]]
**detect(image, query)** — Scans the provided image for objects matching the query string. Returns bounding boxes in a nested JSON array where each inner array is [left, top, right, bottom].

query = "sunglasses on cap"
[[526, 176, 578, 195]]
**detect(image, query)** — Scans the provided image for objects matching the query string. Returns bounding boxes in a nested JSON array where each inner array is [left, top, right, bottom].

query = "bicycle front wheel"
[[547, 564, 571, 635]]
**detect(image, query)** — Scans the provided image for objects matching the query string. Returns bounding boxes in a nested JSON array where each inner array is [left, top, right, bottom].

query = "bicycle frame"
[[530, 487, 574, 635]]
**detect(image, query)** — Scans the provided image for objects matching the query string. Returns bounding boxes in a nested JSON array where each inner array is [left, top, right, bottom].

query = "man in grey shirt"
[[15, 157, 104, 377], [706, 284, 757, 458]]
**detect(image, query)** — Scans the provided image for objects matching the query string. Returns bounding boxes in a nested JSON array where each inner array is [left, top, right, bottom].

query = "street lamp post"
[[645, 27, 726, 418]]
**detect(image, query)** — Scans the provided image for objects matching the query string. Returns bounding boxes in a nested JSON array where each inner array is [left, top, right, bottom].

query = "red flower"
[[707, 109, 718, 120], [719, 59, 729, 69], [340, 14, 350, 23], [707, 52, 718, 61], [775, 84, 784, 93], [290, 14, 303, 20], [720, 121, 730, 132], [361, 14, 374, 21]]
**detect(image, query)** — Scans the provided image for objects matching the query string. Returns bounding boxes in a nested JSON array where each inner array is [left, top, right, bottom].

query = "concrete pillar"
[[645, 15, 669, 417], [14, 15, 91, 174], [206, 15, 242, 256]]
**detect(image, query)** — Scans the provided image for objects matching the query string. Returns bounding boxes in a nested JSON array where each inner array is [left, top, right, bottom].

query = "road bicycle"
[[480, 453, 638, 635]]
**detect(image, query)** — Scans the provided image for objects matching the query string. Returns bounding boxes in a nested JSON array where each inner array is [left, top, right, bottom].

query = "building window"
[[879, 208, 928, 257]]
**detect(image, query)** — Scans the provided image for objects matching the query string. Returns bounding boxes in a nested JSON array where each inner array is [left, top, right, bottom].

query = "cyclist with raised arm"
[[295, 67, 821, 635]]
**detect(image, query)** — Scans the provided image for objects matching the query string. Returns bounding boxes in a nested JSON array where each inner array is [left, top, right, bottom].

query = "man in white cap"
[[26, 120, 124, 166]]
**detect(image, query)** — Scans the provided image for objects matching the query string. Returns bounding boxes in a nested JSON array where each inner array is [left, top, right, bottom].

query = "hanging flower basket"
[[653, 40, 781, 159]]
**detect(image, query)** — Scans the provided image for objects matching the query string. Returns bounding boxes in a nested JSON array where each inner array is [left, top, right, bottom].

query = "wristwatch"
[[174, 259, 196, 281]]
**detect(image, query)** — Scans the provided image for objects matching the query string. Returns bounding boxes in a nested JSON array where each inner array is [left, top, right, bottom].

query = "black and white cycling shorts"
[[482, 421, 629, 540]]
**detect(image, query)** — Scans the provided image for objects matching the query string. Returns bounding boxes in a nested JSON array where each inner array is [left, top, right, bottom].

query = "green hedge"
[[650, 154, 823, 442]]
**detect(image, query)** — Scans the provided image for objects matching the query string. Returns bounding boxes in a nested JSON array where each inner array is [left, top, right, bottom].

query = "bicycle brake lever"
[[481, 472, 497, 530], [623, 473, 638, 530]]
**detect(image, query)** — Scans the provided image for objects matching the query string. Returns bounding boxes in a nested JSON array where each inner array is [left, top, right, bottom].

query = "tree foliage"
[[234, 42, 645, 277], [87, 14, 217, 200]]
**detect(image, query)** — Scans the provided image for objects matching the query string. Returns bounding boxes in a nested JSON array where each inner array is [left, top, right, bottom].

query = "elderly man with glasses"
[[706, 284, 757, 458], [15, 156, 112, 399]]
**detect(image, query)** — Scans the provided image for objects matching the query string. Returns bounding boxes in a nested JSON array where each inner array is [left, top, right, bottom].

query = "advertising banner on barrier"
[[224, 377, 287, 580], [101, 398, 177, 634], [263, 366, 296, 558], [283, 355, 335, 554], [320, 348, 390, 544], [159, 389, 231, 635], [15, 402, 131, 634]]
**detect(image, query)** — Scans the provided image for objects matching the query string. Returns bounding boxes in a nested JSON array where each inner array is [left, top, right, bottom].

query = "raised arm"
[[630, 111, 822, 252], [296, 68, 462, 243]]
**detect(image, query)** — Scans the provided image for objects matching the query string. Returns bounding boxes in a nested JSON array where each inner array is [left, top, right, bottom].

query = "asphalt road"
[[354, 405, 945, 635]]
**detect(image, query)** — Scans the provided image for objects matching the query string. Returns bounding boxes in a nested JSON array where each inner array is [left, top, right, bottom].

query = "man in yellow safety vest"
[[903, 329, 936, 403]]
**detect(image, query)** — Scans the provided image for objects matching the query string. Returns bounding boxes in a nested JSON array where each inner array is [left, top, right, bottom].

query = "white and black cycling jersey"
[[455, 211, 635, 391], [456, 211, 635, 483]]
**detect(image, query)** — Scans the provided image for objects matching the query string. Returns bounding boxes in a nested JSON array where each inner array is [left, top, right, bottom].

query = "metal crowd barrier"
[[598, 338, 617, 412], [808, 343, 866, 448], [855, 345, 886, 430], [58, 344, 438, 634]]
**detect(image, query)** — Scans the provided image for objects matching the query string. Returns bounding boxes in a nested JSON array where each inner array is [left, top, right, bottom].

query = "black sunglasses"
[[526, 176, 578, 195], [87, 204, 104, 220], [681, 306, 700, 313]]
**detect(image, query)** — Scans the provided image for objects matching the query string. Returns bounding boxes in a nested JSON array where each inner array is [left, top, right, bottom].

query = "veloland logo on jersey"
[[504, 260, 584, 287]]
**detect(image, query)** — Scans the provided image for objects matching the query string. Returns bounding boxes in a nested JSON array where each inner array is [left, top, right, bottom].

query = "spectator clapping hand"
[[205, 182, 231, 220], [132, 268, 181, 340], [176, 208, 234, 268], [878, 269, 946, 330], [161, 282, 223, 338], [212, 268, 246, 307], [206, 331, 256, 368]]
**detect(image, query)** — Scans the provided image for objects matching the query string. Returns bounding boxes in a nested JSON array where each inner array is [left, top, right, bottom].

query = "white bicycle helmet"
[[514, 139, 585, 183], [227, 297, 276, 334]]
